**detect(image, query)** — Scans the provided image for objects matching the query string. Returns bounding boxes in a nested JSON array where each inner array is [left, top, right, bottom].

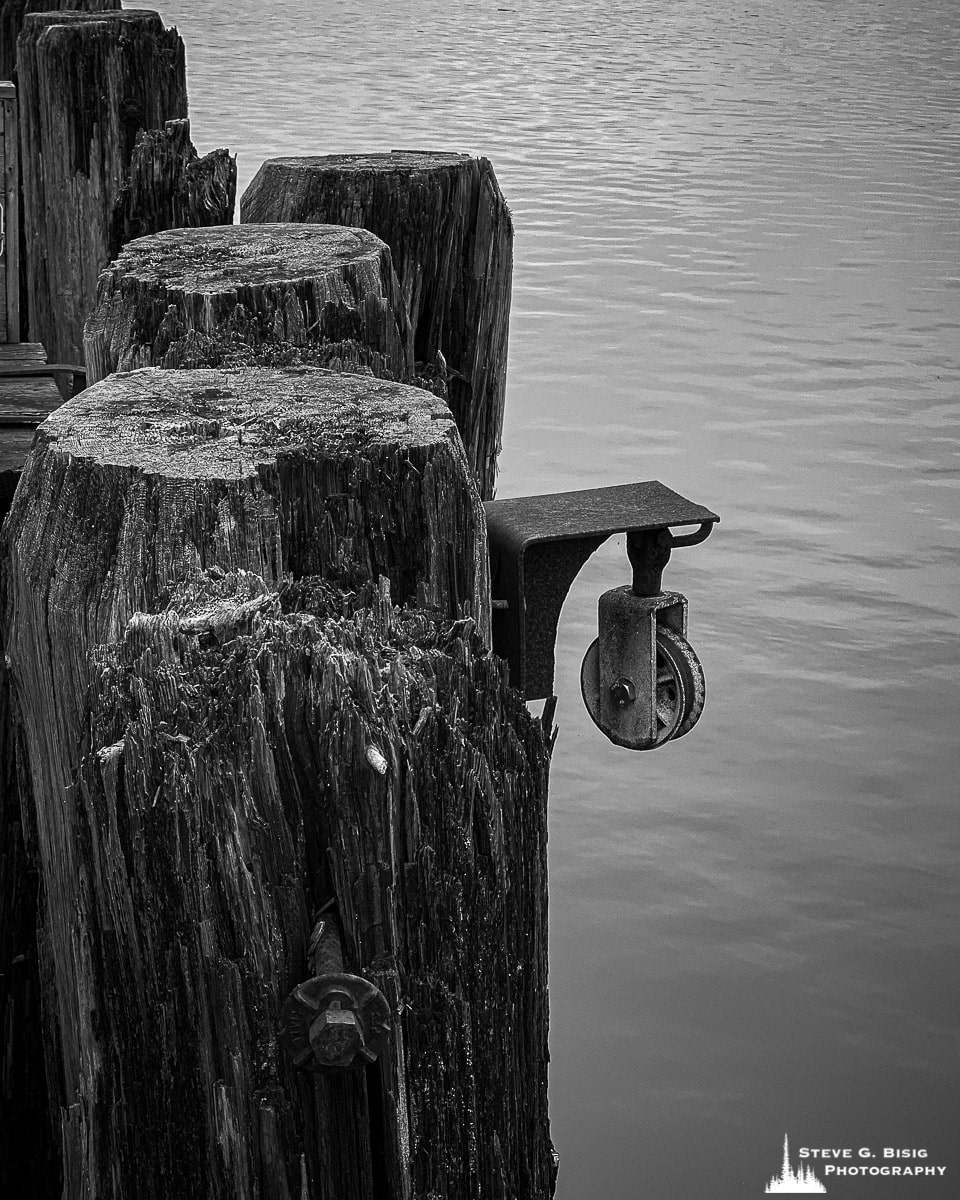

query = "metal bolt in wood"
[[280, 916, 391, 1072]]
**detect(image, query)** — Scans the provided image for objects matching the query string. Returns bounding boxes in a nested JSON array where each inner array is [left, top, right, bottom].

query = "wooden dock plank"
[[0, 377, 66, 414], [0, 344, 66, 487], [0, 344, 46, 366]]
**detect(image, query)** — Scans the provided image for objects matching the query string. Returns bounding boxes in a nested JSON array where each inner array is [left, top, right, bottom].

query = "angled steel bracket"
[[484, 481, 719, 700]]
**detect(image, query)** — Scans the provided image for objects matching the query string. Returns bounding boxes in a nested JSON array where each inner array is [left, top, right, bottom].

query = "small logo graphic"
[[766, 1134, 827, 1194]]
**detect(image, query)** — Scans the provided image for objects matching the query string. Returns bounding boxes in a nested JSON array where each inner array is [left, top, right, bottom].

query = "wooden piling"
[[3, 3, 123, 343], [2, 365, 553, 1199], [1, 81, 18, 342], [241, 153, 514, 499], [16, 9, 235, 363], [0, 0, 120, 83], [0, 653, 58, 1196], [0, 70, 63, 1175], [84, 223, 414, 385]]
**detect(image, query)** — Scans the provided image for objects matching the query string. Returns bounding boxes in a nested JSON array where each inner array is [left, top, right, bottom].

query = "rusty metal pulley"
[[653, 624, 705, 741], [581, 619, 705, 750], [579, 565, 706, 751], [482, 480, 717, 750]]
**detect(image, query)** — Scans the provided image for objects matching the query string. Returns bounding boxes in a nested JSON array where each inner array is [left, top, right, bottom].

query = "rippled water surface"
[[154, 1, 959, 1194]]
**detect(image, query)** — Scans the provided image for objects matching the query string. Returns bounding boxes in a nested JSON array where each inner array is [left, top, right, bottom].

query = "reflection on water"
[[155, 0, 960, 1194]]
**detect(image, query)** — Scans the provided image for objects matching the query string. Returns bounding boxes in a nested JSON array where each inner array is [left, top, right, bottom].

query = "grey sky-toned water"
[[153, 1, 960, 1194]]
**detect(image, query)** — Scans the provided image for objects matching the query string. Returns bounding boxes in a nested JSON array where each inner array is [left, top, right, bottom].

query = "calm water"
[[153, 1, 960, 1195]]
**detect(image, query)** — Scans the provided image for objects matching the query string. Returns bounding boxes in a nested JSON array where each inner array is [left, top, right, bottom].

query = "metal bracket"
[[484, 481, 718, 700]]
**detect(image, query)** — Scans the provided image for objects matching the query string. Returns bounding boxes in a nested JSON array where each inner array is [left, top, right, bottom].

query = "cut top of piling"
[[84, 223, 414, 384], [22, 8, 161, 29], [251, 150, 473, 175], [101, 223, 392, 293], [240, 151, 514, 501], [19, 9, 173, 45], [16, 363, 490, 641], [41, 366, 458, 479]]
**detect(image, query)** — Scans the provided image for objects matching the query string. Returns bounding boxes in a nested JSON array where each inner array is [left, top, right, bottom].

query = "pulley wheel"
[[655, 625, 705, 741], [580, 625, 705, 750]]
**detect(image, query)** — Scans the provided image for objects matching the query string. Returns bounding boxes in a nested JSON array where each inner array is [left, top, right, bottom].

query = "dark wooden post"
[[1, 79, 17, 342], [0, 146, 59, 1178], [0, 0, 120, 82], [0, 656, 58, 1196], [84, 223, 414, 385], [16, 9, 235, 363], [241, 153, 514, 499], [2, 365, 553, 1199], [0, 56, 61, 1171], [2, 2, 123, 343]]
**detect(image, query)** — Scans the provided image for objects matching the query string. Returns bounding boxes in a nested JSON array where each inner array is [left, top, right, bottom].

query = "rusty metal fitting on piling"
[[279, 915, 391, 1072]]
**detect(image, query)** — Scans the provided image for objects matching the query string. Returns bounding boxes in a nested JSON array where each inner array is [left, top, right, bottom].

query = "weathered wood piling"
[[2, 33, 234, 1177], [241, 153, 513, 499], [84, 223, 413, 385], [0, 652, 57, 1197], [1, 6, 556, 1194], [2, 366, 553, 1199], [1, 80, 18, 341], [3, 3, 125, 346], [0, 0, 120, 82], [16, 8, 235, 363], [0, 54, 60, 1197]]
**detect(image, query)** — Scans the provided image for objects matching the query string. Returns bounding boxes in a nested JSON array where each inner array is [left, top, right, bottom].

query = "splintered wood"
[[111, 118, 236, 252], [1, 365, 554, 1198]]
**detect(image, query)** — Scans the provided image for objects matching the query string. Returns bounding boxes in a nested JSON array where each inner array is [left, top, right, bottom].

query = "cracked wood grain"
[[2, 365, 552, 1198]]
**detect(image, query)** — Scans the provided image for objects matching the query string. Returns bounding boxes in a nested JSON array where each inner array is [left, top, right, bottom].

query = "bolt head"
[[609, 676, 636, 707], [309, 1006, 363, 1067]]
